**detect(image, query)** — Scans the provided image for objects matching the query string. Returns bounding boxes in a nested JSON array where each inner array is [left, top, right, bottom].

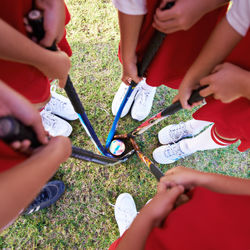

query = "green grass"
[[1, 0, 249, 248]]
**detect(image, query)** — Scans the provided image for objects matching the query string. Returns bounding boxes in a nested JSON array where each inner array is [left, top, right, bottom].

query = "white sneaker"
[[112, 80, 144, 118], [158, 122, 194, 145], [131, 81, 156, 121], [40, 110, 72, 137], [153, 141, 192, 164], [158, 120, 212, 145], [115, 193, 138, 236], [45, 88, 78, 121]]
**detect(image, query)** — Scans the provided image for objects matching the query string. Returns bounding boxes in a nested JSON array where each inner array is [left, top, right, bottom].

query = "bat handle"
[[27, 10, 57, 51], [150, 163, 164, 181], [187, 85, 207, 106], [0, 116, 41, 148], [162, 1, 175, 10]]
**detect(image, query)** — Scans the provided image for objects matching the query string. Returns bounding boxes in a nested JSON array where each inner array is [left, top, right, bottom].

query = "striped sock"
[[180, 125, 237, 154]]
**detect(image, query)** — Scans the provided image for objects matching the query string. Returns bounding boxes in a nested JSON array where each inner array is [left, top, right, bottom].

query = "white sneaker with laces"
[[158, 122, 193, 145], [45, 87, 78, 121], [112, 81, 145, 118], [115, 193, 138, 236], [131, 81, 156, 121], [158, 120, 212, 145], [40, 110, 72, 137], [153, 141, 193, 164]]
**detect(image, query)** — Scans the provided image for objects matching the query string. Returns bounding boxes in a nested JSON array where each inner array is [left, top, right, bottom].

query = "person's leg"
[[158, 119, 212, 144], [153, 124, 238, 164], [114, 193, 138, 237], [0, 136, 71, 231]]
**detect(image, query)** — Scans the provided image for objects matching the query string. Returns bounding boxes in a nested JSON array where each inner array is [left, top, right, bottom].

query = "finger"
[[24, 24, 33, 33], [165, 185, 185, 204], [199, 75, 212, 86], [179, 92, 192, 110], [31, 37, 38, 43], [58, 77, 67, 88], [199, 87, 213, 98], [158, 181, 169, 193], [31, 114, 49, 145], [190, 100, 204, 108], [155, 5, 176, 21], [19, 140, 31, 153], [23, 17, 28, 25], [121, 77, 131, 86], [172, 94, 180, 103], [153, 15, 176, 31], [39, 33, 55, 48], [10, 141, 21, 150], [190, 101, 203, 108]]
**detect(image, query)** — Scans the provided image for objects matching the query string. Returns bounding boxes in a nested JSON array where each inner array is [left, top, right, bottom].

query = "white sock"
[[180, 125, 229, 154], [185, 119, 213, 135]]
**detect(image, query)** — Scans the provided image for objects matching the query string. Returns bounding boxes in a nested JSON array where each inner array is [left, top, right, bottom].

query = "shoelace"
[[137, 88, 150, 105], [164, 143, 186, 158], [42, 112, 57, 129], [46, 96, 67, 112], [169, 122, 191, 142], [28, 189, 50, 209]]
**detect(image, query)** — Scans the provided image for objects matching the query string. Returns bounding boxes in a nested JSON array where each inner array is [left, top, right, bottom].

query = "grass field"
[[0, 0, 249, 248]]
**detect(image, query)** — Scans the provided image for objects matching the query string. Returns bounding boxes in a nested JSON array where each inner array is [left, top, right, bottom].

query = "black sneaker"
[[23, 180, 65, 215]]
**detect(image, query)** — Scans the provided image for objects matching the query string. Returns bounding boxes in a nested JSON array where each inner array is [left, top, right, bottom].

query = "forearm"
[[118, 11, 144, 64], [197, 172, 250, 195], [0, 19, 57, 71], [202, 0, 229, 14], [117, 213, 154, 250], [0, 137, 71, 231], [184, 17, 242, 83]]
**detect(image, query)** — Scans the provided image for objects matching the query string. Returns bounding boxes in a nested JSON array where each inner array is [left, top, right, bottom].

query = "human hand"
[[37, 50, 70, 88], [24, 0, 65, 47], [122, 56, 142, 85], [140, 184, 184, 227], [175, 77, 203, 109], [199, 63, 250, 103], [153, 0, 209, 34], [40, 135, 71, 162], [0, 81, 48, 151], [161, 166, 204, 190]]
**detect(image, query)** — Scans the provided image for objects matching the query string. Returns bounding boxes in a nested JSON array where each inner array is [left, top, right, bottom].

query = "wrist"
[[196, 172, 213, 188], [139, 205, 163, 228], [136, 210, 156, 229], [239, 70, 250, 100], [122, 54, 137, 65]]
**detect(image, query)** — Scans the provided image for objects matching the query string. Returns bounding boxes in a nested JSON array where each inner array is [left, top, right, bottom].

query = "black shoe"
[[23, 180, 65, 215]]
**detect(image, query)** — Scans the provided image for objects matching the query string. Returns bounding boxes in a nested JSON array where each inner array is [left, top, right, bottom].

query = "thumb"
[[165, 185, 185, 205], [179, 90, 192, 110], [58, 77, 67, 88]]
